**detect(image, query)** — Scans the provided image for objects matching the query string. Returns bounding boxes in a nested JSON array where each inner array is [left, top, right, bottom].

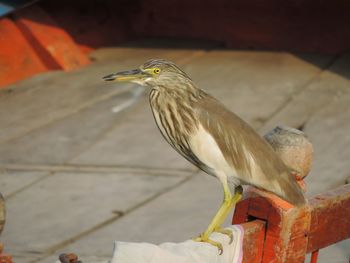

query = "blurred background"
[[0, 0, 349, 262]]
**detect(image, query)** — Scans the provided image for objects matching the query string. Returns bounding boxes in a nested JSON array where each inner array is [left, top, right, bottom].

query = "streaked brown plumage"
[[103, 59, 306, 253]]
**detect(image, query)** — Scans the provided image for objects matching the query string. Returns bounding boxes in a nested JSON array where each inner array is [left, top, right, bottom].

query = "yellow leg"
[[213, 186, 243, 243], [214, 185, 243, 228], [193, 184, 243, 254]]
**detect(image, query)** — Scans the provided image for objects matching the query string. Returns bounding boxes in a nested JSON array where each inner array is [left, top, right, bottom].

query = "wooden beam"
[[307, 184, 350, 252], [233, 187, 311, 263], [14, 6, 90, 71], [240, 220, 266, 263], [233, 184, 350, 262], [0, 18, 47, 88]]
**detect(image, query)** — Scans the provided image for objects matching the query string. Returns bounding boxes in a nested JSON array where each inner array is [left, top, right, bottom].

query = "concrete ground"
[[0, 41, 349, 262]]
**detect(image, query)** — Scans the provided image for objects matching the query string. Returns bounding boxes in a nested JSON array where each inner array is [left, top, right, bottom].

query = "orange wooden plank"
[[232, 198, 250, 224], [233, 184, 350, 262], [307, 184, 350, 252], [240, 220, 266, 263], [233, 187, 310, 263], [310, 250, 319, 263], [14, 6, 90, 71], [0, 18, 47, 88]]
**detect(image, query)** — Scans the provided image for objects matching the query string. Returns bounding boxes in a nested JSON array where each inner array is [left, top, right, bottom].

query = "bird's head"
[[103, 59, 191, 87]]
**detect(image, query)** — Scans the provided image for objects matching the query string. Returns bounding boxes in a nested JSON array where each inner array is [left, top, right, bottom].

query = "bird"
[[103, 59, 306, 254]]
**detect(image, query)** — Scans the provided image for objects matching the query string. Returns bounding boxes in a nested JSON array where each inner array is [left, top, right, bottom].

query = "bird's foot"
[[214, 227, 233, 244], [193, 234, 223, 255]]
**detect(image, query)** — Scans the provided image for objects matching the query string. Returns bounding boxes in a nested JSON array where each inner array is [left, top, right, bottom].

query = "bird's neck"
[[149, 77, 205, 103], [149, 85, 205, 135]]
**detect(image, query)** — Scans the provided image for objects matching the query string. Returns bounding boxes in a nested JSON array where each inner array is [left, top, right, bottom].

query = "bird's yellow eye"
[[153, 68, 161, 74]]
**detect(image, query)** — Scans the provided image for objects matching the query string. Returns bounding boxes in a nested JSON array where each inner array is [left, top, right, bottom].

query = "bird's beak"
[[103, 68, 150, 82]]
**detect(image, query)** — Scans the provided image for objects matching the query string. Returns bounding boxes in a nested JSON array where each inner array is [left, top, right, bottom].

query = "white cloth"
[[110, 225, 244, 263]]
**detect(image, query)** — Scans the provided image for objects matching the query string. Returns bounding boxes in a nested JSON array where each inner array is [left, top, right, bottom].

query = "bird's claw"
[[193, 234, 224, 255], [214, 227, 234, 244]]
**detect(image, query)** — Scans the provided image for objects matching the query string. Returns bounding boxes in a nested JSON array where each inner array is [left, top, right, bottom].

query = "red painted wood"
[[0, 6, 91, 88], [233, 187, 310, 263], [0, 18, 47, 88], [310, 250, 319, 263], [233, 184, 350, 262], [306, 184, 350, 252], [232, 199, 249, 224], [240, 221, 266, 263], [14, 6, 90, 71]]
